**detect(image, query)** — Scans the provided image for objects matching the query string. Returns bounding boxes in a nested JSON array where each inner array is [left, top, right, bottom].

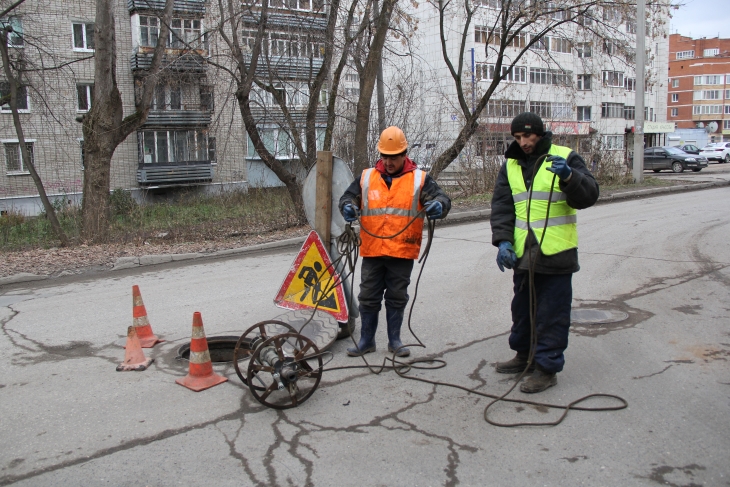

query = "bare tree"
[[80, 0, 174, 242]]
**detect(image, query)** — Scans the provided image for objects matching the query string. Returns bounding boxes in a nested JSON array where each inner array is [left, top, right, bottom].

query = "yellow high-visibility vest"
[[506, 145, 577, 258]]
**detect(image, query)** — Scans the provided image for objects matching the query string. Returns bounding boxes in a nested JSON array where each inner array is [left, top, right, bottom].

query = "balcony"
[[248, 56, 324, 80], [137, 162, 213, 186], [128, 0, 205, 14], [131, 51, 207, 73], [144, 108, 211, 128]]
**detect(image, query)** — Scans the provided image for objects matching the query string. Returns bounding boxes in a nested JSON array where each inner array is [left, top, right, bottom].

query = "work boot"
[[520, 366, 557, 394], [386, 308, 410, 357], [347, 311, 378, 356], [495, 352, 535, 374]]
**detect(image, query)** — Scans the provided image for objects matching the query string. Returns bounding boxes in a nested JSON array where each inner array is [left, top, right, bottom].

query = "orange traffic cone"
[[117, 326, 154, 371], [175, 312, 228, 392], [130, 285, 163, 348]]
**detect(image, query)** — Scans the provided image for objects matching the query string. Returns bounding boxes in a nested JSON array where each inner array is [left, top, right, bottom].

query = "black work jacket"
[[489, 133, 599, 274]]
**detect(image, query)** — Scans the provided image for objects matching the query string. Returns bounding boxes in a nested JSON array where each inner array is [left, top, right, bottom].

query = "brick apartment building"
[[667, 34, 730, 142]]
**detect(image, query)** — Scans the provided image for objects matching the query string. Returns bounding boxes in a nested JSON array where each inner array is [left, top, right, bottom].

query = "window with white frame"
[[576, 74, 591, 90], [139, 16, 159, 47], [577, 12, 594, 26], [4, 141, 33, 174], [77, 83, 93, 111], [693, 90, 721, 100], [486, 99, 526, 118], [602, 71, 624, 87], [694, 75, 722, 85], [703, 48, 719, 57], [476, 63, 526, 83], [692, 105, 722, 115], [0, 17, 23, 47], [602, 135, 624, 150], [671, 78, 679, 88], [625, 20, 636, 34], [603, 39, 617, 55], [726, 89, 730, 99], [671, 93, 679, 102], [602, 7, 621, 23], [727, 75, 730, 84], [170, 19, 204, 49], [551, 37, 571, 53], [528, 102, 551, 118], [577, 106, 591, 121], [548, 2, 569, 20], [624, 77, 636, 92], [152, 83, 182, 110], [246, 127, 321, 159], [0, 82, 29, 112], [676, 50, 694, 59], [670, 108, 678, 117], [601, 102, 624, 118], [475, 25, 488, 43], [644, 107, 654, 121], [725, 105, 730, 114], [551, 102, 572, 119], [575, 42, 591, 58], [529, 35, 549, 51], [624, 105, 635, 119], [139, 130, 208, 164], [530, 68, 571, 86], [724, 120, 730, 130], [72, 23, 95, 50], [344, 73, 359, 82]]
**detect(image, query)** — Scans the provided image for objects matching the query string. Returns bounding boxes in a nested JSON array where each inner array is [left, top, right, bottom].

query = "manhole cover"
[[177, 335, 246, 363], [571, 308, 629, 325]]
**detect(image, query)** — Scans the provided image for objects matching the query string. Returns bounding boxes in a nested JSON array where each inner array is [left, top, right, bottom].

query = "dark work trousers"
[[509, 271, 573, 373], [358, 257, 414, 314]]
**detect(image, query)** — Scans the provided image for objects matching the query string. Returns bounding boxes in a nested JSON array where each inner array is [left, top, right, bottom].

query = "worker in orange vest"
[[339, 126, 451, 357]]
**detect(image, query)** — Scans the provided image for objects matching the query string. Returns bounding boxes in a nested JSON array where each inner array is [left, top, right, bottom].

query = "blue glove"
[[545, 155, 572, 180], [424, 200, 443, 220], [496, 241, 517, 272], [342, 203, 359, 222]]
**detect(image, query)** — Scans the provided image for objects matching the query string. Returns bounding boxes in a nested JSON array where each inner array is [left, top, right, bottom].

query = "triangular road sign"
[[274, 231, 349, 322]]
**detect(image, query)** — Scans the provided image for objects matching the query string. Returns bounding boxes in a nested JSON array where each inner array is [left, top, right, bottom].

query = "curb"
[[2, 179, 727, 286]]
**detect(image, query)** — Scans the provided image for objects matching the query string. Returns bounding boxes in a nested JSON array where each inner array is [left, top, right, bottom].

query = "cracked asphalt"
[[1, 187, 729, 486]]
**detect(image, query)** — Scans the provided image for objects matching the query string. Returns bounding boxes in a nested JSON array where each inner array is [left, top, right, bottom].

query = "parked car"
[[678, 144, 700, 155], [643, 146, 708, 173], [699, 142, 730, 163]]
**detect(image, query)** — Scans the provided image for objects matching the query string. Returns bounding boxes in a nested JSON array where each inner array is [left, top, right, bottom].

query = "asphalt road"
[[1, 187, 729, 486]]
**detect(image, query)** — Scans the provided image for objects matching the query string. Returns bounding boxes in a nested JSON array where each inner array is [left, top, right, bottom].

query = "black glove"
[[342, 204, 359, 222], [424, 201, 443, 220], [496, 241, 517, 272]]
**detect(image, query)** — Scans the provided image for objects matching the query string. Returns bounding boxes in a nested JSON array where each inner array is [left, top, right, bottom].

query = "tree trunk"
[[0, 28, 69, 246]]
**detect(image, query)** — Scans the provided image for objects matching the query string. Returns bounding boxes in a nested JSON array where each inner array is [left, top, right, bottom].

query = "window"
[[0, 82, 29, 112], [576, 74, 591, 90], [575, 42, 591, 58], [475, 25, 488, 43], [551, 37, 571, 54], [602, 71, 624, 87], [692, 105, 722, 115], [676, 50, 694, 59], [344, 73, 359, 82], [703, 48, 719, 57], [139, 16, 159, 47], [530, 68, 571, 86], [602, 135, 624, 150], [548, 2, 569, 20], [724, 120, 730, 130], [670, 108, 678, 117], [551, 102, 572, 119], [694, 75, 722, 85], [624, 105, 635, 119], [4, 142, 33, 174], [77, 84, 93, 111], [603, 39, 617, 55], [486, 99, 526, 118], [72, 23, 95, 50], [476, 63, 526, 83], [577, 12, 593, 26], [644, 107, 654, 121], [0, 17, 23, 47], [529, 102, 551, 118], [200, 85, 214, 111], [693, 90, 721, 100], [671, 93, 678, 102], [601, 102, 624, 118], [671, 78, 679, 88], [152, 83, 182, 110], [577, 106, 591, 121], [602, 7, 621, 23], [344, 87, 359, 97], [624, 77, 636, 92], [140, 130, 209, 164], [529, 35, 549, 51], [725, 105, 730, 114], [626, 20, 636, 34], [482, 28, 526, 48]]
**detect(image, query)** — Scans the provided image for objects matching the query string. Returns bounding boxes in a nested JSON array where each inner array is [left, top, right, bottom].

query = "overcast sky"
[[669, 0, 730, 39]]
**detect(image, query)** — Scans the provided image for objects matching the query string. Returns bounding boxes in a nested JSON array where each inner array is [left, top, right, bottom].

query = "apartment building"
[[383, 1, 670, 167], [667, 34, 730, 142]]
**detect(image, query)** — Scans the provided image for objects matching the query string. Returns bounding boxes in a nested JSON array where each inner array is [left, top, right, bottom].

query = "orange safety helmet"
[[377, 126, 408, 155]]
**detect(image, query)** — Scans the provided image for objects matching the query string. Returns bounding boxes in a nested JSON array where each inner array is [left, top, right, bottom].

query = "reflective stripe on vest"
[[507, 144, 578, 258], [359, 168, 425, 260]]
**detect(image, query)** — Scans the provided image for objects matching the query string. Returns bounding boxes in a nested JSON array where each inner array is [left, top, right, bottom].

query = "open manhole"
[[177, 336, 250, 363], [571, 308, 629, 325]]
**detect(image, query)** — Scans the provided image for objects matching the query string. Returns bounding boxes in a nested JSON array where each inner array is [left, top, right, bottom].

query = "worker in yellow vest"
[[339, 126, 451, 357], [490, 112, 599, 393]]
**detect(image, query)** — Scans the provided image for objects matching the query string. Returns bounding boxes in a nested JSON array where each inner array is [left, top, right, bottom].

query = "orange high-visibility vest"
[[359, 168, 426, 260]]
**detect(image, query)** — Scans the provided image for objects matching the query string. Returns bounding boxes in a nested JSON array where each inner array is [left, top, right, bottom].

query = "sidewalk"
[[1, 178, 728, 286]]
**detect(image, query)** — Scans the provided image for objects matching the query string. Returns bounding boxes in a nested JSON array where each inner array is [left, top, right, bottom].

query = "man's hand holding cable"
[[424, 200, 443, 220], [342, 203, 360, 222], [546, 156, 572, 181], [496, 241, 517, 272]]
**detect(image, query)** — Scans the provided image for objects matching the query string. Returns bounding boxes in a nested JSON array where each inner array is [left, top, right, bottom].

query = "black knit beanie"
[[511, 112, 545, 136]]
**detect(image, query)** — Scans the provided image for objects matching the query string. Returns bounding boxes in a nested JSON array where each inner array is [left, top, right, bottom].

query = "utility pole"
[[632, 0, 646, 183], [374, 0, 386, 131]]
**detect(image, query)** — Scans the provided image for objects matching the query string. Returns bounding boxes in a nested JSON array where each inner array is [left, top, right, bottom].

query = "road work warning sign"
[[274, 231, 349, 322]]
